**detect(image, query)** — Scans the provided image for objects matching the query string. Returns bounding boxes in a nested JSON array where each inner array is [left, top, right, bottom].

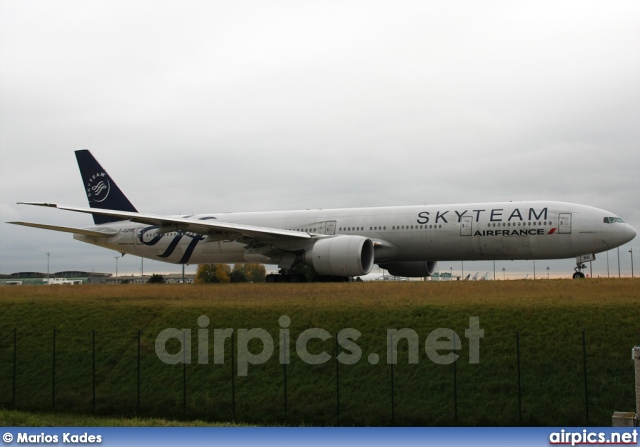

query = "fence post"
[[52, 328, 56, 410], [633, 347, 639, 425], [283, 332, 288, 421], [612, 347, 640, 426], [453, 330, 458, 422], [335, 333, 340, 422], [183, 329, 187, 416], [390, 332, 395, 425], [137, 330, 141, 413], [582, 331, 589, 425], [517, 331, 522, 423], [13, 328, 17, 409], [231, 331, 236, 421], [92, 329, 96, 412]]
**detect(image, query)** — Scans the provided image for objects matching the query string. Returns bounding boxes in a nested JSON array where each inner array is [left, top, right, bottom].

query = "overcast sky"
[[1, 0, 638, 279]]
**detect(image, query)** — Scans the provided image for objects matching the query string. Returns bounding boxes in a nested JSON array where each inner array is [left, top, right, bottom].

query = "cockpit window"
[[604, 217, 625, 223]]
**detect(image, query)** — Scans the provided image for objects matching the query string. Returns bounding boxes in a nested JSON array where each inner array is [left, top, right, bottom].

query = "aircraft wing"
[[17, 202, 312, 242], [8, 221, 118, 237]]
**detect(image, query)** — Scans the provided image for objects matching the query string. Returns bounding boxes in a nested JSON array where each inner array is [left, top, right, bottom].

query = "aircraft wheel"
[[266, 274, 280, 283], [572, 272, 585, 279]]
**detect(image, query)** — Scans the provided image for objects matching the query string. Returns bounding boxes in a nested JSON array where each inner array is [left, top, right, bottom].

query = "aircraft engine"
[[304, 236, 374, 277], [379, 261, 437, 277]]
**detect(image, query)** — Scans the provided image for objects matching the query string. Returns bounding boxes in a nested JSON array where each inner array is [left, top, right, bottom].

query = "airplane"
[[8, 150, 637, 281]]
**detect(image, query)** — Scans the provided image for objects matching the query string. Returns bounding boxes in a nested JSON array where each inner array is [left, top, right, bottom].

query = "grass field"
[[0, 280, 638, 426], [0, 409, 244, 427]]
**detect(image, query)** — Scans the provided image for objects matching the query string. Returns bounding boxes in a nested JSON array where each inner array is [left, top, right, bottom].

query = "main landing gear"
[[265, 273, 351, 283], [266, 273, 307, 283]]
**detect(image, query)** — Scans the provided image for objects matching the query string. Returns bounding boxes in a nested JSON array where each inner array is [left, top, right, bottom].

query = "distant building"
[[103, 273, 196, 284], [0, 271, 196, 285], [0, 271, 112, 285]]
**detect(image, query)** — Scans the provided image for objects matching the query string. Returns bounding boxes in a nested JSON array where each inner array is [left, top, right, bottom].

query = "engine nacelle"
[[379, 261, 437, 277], [304, 236, 374, 277]]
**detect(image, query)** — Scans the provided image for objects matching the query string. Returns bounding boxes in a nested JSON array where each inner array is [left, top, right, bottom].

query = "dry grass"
[[1, 278, 638, 308]]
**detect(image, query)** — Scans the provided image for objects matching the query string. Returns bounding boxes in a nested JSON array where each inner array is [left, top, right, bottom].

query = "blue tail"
[[75, 149, 138, 224]]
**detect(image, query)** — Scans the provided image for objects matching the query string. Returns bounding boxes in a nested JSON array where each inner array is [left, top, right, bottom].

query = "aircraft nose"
[[626, 224, 637, 243]]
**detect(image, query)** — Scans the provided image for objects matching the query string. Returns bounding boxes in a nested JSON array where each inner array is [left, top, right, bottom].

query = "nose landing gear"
[[572, 254, 595, 279], [572, 263, 586, 279]]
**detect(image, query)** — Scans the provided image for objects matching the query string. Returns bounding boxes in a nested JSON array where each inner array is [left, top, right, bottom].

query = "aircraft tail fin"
[[75, 149, 138, 224]]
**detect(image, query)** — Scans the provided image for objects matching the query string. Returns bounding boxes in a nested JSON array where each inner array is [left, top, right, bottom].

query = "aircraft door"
[[135, 228, 143, 245], [325, 221, 336, 235], [558, 213, 572, 234], [460, 216, 473, 236]]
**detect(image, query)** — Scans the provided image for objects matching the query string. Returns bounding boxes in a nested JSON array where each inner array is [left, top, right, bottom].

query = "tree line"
[[195, 263, 266, 283]]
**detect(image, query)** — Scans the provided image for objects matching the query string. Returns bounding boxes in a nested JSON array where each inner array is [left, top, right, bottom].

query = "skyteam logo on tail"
[[86, 172, 110, 203]]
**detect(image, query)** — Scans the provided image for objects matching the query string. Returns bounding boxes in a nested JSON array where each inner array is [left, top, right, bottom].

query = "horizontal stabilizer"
[[7, 221, 117, 237]]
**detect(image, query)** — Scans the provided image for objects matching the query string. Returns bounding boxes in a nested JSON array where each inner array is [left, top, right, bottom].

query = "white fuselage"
[[74, 201, 636, 266]]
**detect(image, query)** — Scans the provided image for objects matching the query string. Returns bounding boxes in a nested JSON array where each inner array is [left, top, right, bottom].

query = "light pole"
[[46, 252, 50, 285], [533, 260, 536, 280], [546, 266, 550, 279], [461, 261, 464, 280], [606, 250, 610, 278], [115, 256, 120, 281], [502, 267, 506, 280], [630, 248, 634, 278], [450, 266, 453, 281]]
